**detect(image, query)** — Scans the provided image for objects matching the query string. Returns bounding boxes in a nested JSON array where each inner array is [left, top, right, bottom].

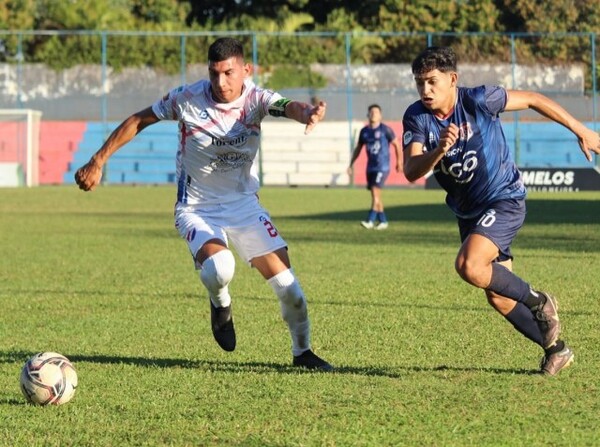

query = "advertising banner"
[[425, 167, 600, 192]]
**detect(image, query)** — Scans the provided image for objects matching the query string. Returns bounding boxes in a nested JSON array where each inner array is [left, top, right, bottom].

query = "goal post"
[[0, 109, 42, 187]]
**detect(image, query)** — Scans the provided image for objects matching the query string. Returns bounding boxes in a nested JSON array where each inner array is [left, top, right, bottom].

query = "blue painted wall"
[[63, 121, 598, 185]]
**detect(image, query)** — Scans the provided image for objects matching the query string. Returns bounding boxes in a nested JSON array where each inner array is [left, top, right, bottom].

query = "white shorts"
[[174, 195, 288, 268]]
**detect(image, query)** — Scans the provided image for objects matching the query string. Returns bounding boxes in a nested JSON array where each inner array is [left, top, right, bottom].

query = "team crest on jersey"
[[209, 152, 252, 172], [458, 122, 473, 141], [403, 131, 413, 146]]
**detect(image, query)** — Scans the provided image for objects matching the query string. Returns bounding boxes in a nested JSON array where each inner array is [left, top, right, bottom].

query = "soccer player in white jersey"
[[75, 37, 333, 371]]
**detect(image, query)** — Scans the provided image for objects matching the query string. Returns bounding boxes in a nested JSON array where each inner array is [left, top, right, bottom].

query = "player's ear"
[[244, 63, 253, 78], [450, 72, 458, 87]]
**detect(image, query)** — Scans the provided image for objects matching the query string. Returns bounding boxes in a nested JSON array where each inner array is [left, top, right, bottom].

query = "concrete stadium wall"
[[1, 63, 594, 122], [19, 119, 597, 186]]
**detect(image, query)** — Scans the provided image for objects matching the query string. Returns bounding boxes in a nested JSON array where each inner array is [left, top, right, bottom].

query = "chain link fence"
[[0, 30, 597, 182]]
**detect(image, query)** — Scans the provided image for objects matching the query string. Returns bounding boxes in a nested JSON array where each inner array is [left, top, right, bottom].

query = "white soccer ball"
[[20, 352, 78, 405]]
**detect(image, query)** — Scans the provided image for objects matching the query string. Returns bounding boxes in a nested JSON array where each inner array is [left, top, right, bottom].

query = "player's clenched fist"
[[75, 160, 103, 191], [438, 123, 459, 154]]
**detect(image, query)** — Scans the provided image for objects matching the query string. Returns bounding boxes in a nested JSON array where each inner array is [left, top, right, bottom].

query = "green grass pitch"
[[1, 185, 599, 446]]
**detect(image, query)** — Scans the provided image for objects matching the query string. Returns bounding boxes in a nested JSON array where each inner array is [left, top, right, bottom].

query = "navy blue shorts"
[[366, 170, 389, 189], [457, 198, 526, 262]]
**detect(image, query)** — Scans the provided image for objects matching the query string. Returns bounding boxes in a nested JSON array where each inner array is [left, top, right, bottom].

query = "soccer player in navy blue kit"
[[402, 46, 600, 376], [348, 104, 402, 230]]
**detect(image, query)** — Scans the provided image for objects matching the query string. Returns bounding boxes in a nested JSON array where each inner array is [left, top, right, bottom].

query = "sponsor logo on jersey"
[[209, 152, 252, 172], [403, 131, 413, 146], [211, 135, 248, 147], [440, 150, 478, 184], [427, 131, 436, 149]]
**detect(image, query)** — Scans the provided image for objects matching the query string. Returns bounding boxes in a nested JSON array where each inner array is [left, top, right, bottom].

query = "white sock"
[[268, 269, 311, 357]]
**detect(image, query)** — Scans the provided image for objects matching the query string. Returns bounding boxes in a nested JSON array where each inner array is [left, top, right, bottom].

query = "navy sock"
[[504, 302, 543, 347], [545, 340, 565, 355], [367, 210, 377, 222], [487, 263, 533, 304], [376, 212, 387, 223], [524, 291, 544, 309]]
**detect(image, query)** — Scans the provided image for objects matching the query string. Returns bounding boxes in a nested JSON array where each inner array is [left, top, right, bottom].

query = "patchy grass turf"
[[1, 186, 599, 446]]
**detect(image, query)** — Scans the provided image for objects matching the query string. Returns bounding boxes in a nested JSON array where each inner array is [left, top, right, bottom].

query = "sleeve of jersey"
[[482, 85, 507, 116], [357, 129, 365, 146], [151, 86, 184, 120], [401, 114, 426, 151], [385, 125, 396, 141]]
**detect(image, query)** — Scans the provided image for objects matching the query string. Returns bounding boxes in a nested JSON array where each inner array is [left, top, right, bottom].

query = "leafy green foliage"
[[264, 64, 327, 90], [1, 0, 599, 87]]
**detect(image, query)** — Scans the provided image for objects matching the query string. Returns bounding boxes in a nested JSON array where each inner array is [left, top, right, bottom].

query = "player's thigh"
[[457, 233, 502, 269], [175, 208, 228, 269], [366, 170, 389, 190], [251, 248, 291, 280], [457, 199, 526, 265], [226, 206, 288, 268]]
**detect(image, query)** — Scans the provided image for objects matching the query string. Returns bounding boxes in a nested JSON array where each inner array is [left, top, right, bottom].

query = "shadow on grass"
[[3, 287, 596, 317], [0, 350, 538, 382], [280, 199, 600, 225], [275, 199, 600, 252]]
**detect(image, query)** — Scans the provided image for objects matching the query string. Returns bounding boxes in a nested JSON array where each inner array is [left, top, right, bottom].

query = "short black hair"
[[367, 104, 381, 112], [208, 37, 244, 63], [411, 46, 457, 75]]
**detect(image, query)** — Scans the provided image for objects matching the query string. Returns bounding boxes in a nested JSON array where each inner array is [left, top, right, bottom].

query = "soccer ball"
[[20, 352, 78, 405]]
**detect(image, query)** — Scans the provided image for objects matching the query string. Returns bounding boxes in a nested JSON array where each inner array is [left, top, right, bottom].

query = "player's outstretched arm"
[[75, 107, 160, 191], [285, 100, 327, 134], [505, 90, 600, 162]]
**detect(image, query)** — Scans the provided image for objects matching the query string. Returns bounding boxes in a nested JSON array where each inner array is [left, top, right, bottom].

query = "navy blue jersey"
[[402, 85, 526, 218], [357, 123, 396, 172]]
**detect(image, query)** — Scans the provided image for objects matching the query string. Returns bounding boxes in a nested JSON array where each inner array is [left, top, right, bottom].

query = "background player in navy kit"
[[348, 104, 402, 230], [402, 46, 600, 376]]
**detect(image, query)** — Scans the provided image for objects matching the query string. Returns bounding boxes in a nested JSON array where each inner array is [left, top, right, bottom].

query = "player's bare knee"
[[455, 255, 487, 287], [200, 249, 235, 293]]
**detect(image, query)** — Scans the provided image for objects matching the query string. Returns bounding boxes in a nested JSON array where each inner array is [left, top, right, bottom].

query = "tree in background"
[[0, 0, 598, 90]]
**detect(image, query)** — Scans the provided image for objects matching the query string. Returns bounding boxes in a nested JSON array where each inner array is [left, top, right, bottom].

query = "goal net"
[[0, 109, 42, 187]]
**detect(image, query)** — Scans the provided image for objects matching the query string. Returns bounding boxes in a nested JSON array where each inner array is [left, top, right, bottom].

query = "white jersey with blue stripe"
[[151, 79, 283, 207], [402, 85, 526, 219]]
